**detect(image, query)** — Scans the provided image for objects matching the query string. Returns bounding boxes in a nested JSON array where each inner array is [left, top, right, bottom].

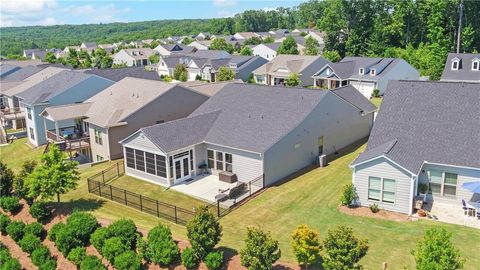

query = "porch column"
[[55, 121, 60, 141], [43, 117, 48, 142], [313, 78, 317, 88], [165, 155, 172, 186]]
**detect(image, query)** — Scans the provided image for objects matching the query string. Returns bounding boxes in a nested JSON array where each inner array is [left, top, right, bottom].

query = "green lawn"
[[0, 138, 45, 172], [371, 97, 382, 108]]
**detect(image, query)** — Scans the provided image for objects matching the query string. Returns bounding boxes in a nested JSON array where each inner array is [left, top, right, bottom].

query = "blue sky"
[[1, 0, 302, 27]]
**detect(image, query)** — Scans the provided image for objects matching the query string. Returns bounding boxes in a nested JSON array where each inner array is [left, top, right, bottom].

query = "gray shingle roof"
[[441, 53, 480, 82], [331, 85, 377, 113], [0, 65, 43, 81], [339, 57, 402, 81], [0, 64, 21, 78], [83, 67, 161, 82], [352, 80, 480, 173]]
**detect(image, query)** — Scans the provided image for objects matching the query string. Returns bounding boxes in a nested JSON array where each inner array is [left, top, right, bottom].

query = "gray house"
[[440, 53, 480, 83], [120, 83, 375, 194], [41, 77, 210, 162], [253, 55, 330, 86], [199, 55, 268, 82], [350, 81, 480, 215], [312, 57, 420, 98]]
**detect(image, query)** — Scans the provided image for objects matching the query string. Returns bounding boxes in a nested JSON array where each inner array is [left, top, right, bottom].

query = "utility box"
[[319, 154, 327, 167]]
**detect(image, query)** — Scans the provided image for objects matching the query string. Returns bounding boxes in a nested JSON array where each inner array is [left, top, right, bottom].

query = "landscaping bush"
[[371, 89, 380, 98], [24, 222, 44, 237], [369, 203, 380, 213], [144, 224, 180, 266], [181, 247, 199, 270], [39, 258, 57, 270], [55, 226, 83, 255], [102, 236, 128, 263], [19, 234, 42, 253], [80, 255, 107, 270], [0, 162, 15, 197], [6, 220, 25, 241], [0, 213, 11, 234], [240, 227, 281, 270], [29, 201, 51, 221], [90, 227, 109, 251], [31, 246, 51, 266], [106, 219, 138, 248], [114, 250, 142, 270], [291, 224, 321, 268], [340, 184, 357, 207], [204, 251, 224, 270], [0, 196, 21, 214], [323, 226, 368, 270], [48, 222, 65, 242], [66, 211, 99, 245], [67, 246, 86, 266], [1, 258, 22, 270], [186, 205, 222, 258]]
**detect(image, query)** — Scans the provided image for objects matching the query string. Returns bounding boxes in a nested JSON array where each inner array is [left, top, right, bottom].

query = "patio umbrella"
[[462, 181, 480, 193]]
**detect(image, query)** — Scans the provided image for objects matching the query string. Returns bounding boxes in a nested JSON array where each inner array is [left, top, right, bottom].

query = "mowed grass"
[[219, 143, 480, 269], [0, 138, 45, 172], [371, 97, 382, 108]]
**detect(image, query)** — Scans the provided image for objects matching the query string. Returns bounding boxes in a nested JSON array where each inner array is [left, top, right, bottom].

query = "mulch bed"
[[0, 233, 38, 270], [339, 205, 410, 222]]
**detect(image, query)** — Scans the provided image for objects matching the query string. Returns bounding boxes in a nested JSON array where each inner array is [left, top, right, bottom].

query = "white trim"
[[203, 141, 262, 155], [409, 176, 416, 215], [350, 155, 416, 177], [472, 59, 479, 71], [125, 170, 170, 187], [420, 161, 480, 174]]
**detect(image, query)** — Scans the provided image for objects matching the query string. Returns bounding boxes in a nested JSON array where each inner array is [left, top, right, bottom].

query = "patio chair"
[[462, 199, 470, 215]]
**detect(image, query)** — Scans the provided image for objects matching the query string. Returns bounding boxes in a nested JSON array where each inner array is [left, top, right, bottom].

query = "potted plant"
[[417, 209, 427, 217], [418, 183, 428, 199]]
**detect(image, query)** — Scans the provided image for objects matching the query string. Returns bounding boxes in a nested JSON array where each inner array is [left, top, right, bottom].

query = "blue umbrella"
[[462, 181, 480, 193]]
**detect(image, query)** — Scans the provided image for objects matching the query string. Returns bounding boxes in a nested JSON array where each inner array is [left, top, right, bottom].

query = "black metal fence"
[[88, 161, 125, 184]]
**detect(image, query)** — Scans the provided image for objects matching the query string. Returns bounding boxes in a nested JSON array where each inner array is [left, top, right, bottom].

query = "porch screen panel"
[[145, 152, 156, 175], [125, 148, 135, 168], [429, 170, 442, 194], [444, 173, 458, 196], [135, 150, 145, 172], [368, 177, 381, 201], [382, 179, 396, 203], [155, 155, 166, 178]]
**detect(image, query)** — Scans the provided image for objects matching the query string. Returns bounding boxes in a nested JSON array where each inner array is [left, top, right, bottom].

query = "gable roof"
[[331, 85, 377, 114], [261, 43, 281, 51], [83, 67, 161, 82], [253, 54, 329, 75], [339, 57, 403, 81], [313, 62, 355, 80], [2, 67, 67, 98], [180, 80, 242, 96], [120, 48, 154, 59], [0, 64, 21, 78], [441, 53, 480, 82], [352, 80, 480, 173], [0, 65, 44, 81]]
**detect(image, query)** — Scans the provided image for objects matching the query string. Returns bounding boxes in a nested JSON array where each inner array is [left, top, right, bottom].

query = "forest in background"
[[1, 0, 479, 80]]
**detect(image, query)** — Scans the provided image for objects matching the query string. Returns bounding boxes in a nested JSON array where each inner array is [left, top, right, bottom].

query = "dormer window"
[[359, 68, 364, 75], [451, 60, 459, 70], [370, 69, 376, 76], [472, 59, 479, 71]]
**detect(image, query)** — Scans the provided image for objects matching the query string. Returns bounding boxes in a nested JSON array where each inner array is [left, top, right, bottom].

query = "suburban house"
[[83, 66, 161, 82], [292, 29, 326, 46], [251, 43, 281, 61], [440, 53, 480, 83], [113, 48, 155, 67], [1, 64, 21, 78], [198, 55, 268, 82], [153, 44, 196, 57], [253, 55, 330, 86], [312, 57, 420, 98], [275, 35, 306, 54], [98, 44, 115, 54], [233, 32, 260, 40], [80, 42, 97, 53], [195, 32, 211, 40], [350, 81, 480, 215], [120, 83, 375, 201], [188, 40, 211, 51], [1, 67, 66, 130], [40, 77, 210, 162], [14, 70, 114, 147], [23, 49, 43, 59]]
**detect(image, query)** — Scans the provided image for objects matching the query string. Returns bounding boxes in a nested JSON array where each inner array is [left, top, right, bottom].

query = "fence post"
[[87, 179, 91, 192], [124, 190, 127, 205], [156, 200, 159, 217], [109, 185, 113, 200], [249, 181, 251, 196], [139, 195, 143, 211], [102, 171, 105, 184], [116, 162, 120, 177], [99, 183, 102, 197], [174, 206, 178, 224], [217, 200, 220, 217]]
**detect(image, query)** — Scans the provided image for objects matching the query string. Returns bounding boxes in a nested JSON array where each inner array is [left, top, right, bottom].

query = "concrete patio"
[[417, 200, 480, 229]]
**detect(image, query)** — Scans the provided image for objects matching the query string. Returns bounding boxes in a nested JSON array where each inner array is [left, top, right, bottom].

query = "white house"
[[113, 48, 155, 67], [251, 43, 281, 61]]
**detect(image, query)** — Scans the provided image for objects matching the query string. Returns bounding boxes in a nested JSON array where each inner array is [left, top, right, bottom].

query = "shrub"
[[80, 255, 106, 270], [66, 211, 99, 245], [24, 222, 44, 238], [371, 89, 380, 98], [291, 224, 321, 268], [369, 203, 380, 213], [0, 213, 11, 233], [107, 219, 138, 248], [181, 247, 199, 270], [1, 258, 22, 270], [31, 246, 51, 266], [48, 222, 65, 242], [340, 184, 357, 207], [29, 201, 51, 221], [322, 226, 368, 270], [240, 227, 281, 270], [204, 251, 223, 270], [0, 196, 21, 214], [39, 259, 57, 270], [55, 226, 83, 255], [144, 224, 180, 266], [186, 206, 222, 258], [6, 220, 25, 241], [102, 236, 128, 263], [0, 162, 15, 197], [114, 250, 142, 270], [19, 234, 42, 253], [90, 227, 109, 251], [67, 246, 86, 266]]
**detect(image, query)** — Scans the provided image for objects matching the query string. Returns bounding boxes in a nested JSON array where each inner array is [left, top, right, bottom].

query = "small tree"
[[304, 36, 320, 56], [14, 160, 37, 198], [45, 52, 57, 63], [186, 205, 222, 259], [263, 36, 275, 44], [217, 66, 235, 82], [209, 38, 234, 53], [25, 144, 79, 202], [204, 251, 223, 270], [173, 64, 188, 81], [240, 227, 281, 270], [67, 246, 86, 266], [102, 236, 128, 263], [80, 255, 106, 270], [412, 228, 464, 270], [182, 37, 194, 45], [181, 247, 199, 270], [114, 250, 142, 270], [244, 36, 262, 45], [339, 184, 357, 207], [285, 73, 302, 87], [322, 226, 368, 270], [277, 36, 299, 55], [144, 224, 180, 266], [148, 53, 160, 64], [291, 224, 321, 268], [0, 162, 15, 196], [322, 50, 341, 62], [240, 46, 253, 56]]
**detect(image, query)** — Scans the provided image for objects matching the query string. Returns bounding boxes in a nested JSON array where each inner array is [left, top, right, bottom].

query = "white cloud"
[[0, 0, 59, 27], [213, 0, 237, 7], [63, 4, 130, 24], [262, 7, 277, 12], [218, 10, 234, 18]]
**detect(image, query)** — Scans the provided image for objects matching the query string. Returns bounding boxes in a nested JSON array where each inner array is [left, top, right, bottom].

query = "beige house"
[[41, 77, 210, 162], [113, 48, 155, 67]]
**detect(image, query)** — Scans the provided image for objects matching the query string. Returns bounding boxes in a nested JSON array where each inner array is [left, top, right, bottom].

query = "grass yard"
[[371, 97, 382, 108], [0, 138, 45, 172]]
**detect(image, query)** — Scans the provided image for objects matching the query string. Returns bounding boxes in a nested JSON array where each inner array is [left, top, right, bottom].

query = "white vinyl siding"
[[368, 177, 396, 204]]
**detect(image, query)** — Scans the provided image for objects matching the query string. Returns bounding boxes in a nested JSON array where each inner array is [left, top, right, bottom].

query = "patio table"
[[466, 201, 480, 216]]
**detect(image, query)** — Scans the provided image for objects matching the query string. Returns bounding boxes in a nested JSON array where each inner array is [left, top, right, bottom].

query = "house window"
[[155, 155, 167, 178], [207, 150, 215, 169], [189, 150, 194, 171], [472, 60, 479, 71], [207, 149, 232, 172], [216, 151, 224, 171], [96, 155, 104, 162], [451, 60, 459, 70], [370, 69, 376, 76], [126, 147, 135, 168], [428, 170, 458, 197], [135, 149, 145, 171], [94, 129, 102, 145], [29, 127, 35, 140], [359, 68, 364, 75], [27, 107, 32, 120], [368, 176, 396, 204], [225, 153, 232, 172]]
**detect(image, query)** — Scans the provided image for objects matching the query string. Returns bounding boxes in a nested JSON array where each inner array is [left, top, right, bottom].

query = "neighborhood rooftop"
[[441, 53, 480, 82], [83, 66, 162, 82]]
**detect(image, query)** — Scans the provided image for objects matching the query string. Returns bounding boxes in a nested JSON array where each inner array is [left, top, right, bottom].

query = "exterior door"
[[173, 155, 190, 183]]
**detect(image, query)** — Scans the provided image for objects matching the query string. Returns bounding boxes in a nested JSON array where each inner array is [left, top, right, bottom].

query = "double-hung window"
[[207, 149, 233, 172], [368, 176, 396, 204], [94, 129, 102, 145], [429, 170, 458, 197], [27, 107, 32, 120]]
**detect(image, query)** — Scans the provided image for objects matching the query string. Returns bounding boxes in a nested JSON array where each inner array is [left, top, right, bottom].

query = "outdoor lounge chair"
[[462, 199, 474, 216]]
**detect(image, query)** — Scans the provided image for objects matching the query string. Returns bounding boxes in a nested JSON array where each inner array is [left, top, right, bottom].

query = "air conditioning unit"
[[319, 154, 327, 168]]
